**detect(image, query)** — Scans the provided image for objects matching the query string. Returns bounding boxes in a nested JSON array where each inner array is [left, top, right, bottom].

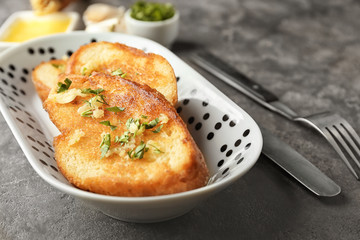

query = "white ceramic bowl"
[[0, 11, 80, 53], [0, 32, 262, 223], [124, 9, 179, 48]]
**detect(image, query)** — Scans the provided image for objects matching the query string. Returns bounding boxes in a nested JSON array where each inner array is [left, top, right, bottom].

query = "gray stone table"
[[1, 0, 360, 239]]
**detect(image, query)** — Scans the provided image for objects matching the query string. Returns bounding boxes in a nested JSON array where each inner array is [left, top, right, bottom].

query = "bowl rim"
[[0, 31, 262, 204]]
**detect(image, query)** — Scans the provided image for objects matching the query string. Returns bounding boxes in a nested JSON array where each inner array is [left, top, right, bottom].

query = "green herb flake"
[[129, 141, 148, 159], [111, 68, 124, 76], [100, 121, 117, 131], [126, 118, 140, 129], [152, 124, 163, 133], [148, 143, 164, 154], [97, 94, 109, 105], [81, 67, 88, 76], [126, 118, 133, 129], [81, 88, 104, 95], [83, 100, 92, 108], [115, 131, 130, 144], [51, 63, 65, 70], [81, 109, 93, 117], [120, 73, 127, 78], [127, 149, 134, 158], [145, 118, 159, 129], [106, 106, 125, 113], [141, 115, 148, 119], [100, 133, 111, 159], [56, 78, 72, 93]]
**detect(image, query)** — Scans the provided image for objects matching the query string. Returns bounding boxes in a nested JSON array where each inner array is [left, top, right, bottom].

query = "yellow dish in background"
[[3, 17, 71, 42], [0, 11, 79, 51]]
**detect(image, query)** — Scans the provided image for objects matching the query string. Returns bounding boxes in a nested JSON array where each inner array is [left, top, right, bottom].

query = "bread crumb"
[[69, 129, 85, 146]]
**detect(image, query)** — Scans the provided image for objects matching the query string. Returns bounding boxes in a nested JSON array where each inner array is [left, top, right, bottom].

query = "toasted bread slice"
[[65, 41, 178, 105], [32, 59, 66, 101], [43, 73, 208, 196]]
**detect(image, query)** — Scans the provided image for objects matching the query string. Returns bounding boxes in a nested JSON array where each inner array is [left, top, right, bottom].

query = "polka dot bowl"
[[0, 32, 262, 223]]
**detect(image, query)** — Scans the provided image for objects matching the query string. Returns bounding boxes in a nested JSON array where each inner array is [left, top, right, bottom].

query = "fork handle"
[[192, 50, 279, 103]]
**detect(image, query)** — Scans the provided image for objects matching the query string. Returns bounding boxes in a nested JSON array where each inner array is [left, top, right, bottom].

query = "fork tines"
[[324, 118, 360, 180]]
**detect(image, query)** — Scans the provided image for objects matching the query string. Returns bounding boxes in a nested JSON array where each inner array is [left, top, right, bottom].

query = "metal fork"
[[191, 50, 360, 179], [295, 112, 360, 179]]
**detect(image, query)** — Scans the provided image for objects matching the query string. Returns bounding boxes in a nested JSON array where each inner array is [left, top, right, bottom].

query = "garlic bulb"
[[83, 3, 126, 33]]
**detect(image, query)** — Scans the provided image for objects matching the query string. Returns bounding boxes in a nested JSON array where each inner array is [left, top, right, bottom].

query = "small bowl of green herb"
[[124, 1, 179, 48]]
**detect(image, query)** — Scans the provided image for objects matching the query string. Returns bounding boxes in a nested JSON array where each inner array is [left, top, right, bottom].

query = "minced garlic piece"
[[159, 113, 168, 124], [128, 122, 139, 134], [93, 108, 104, 118], [125, 138, 136, 151], [48, 88, 88, 104], [78, 95, 105, 118], [105, 138, 135, 158], [89, 95, 104, 108], [69, 129, 85, 146], [105, 147, 129, 159]]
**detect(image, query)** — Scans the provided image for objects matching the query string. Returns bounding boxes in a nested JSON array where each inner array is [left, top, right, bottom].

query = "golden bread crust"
[[65, 41, 178, 105], [44, 73, 209, 196]]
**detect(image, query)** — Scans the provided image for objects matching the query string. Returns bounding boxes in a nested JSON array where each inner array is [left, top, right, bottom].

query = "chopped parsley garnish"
[[106, 106, 125, 113], [99, 115, 166, 160], [148, 143, 164, 154], [81, 109, 93, 117], [112, 68, 127, 78], [51, 63, 65, 70], [81, 67, 88, 76], [112, 68, 123, 75], [152, 124, 163, 133], [124, 116, 163, 136], [125, 118, 144, 136], [57, 78, 72, 93], [100, 133, 111, 159], [100, 121, 117, 131], [145, 118, 159, 129], [81, 88, 104, 95], [115, 131, 130, 145], [128, 141, 148, 159], [81, 88, 108, 105], [96, 94, 109, 105], [126, 117, 140, 129]]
